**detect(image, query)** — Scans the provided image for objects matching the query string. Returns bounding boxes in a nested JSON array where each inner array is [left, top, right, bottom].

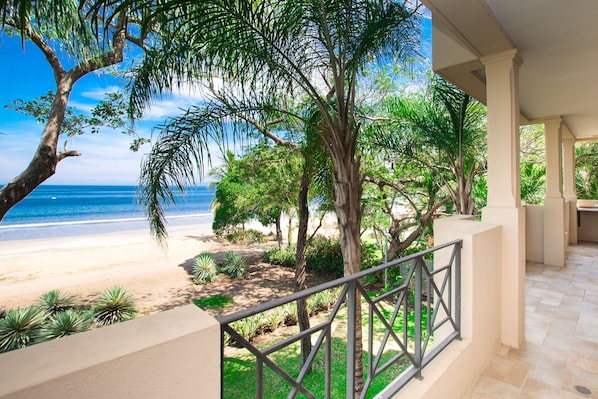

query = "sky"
[[0, 32, 210, 186], [0, 16, 431, 186]]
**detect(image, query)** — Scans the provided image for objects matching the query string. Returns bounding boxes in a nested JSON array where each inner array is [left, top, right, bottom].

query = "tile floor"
[[463, 242, 598, 398]]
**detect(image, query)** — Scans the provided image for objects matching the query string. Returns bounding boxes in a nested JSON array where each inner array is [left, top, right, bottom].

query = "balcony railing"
[[218, 239, 462, 399]]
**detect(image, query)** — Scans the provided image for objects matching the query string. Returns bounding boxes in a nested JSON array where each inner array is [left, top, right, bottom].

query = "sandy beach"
[[0, 222, 297, 316]]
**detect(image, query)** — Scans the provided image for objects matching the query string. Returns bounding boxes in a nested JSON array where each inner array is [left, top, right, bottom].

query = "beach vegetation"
[[220, 252, 249, 278], [192, 252, 218, 284], [93, 286, 137, 326], [126, 1, 423, 390], [0, 306, 45, 353], [224, 229, 266, 245], [37, 289, 76, 316], [40, 309, 93, 340]]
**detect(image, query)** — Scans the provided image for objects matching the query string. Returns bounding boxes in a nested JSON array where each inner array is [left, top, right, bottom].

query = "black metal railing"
[[218, 239, 462, 399]]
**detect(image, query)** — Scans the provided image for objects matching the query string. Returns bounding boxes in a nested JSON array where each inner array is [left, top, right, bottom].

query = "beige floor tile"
[[482, 355, 530, 389], [520, 377, 581, 399], [468, 375, 521, 399]]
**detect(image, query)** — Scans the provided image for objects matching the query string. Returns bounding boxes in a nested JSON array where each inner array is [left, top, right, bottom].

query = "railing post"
[[346, 280, 356, 399], [414, 257, 423, 379], [455, 242, 462, 339]]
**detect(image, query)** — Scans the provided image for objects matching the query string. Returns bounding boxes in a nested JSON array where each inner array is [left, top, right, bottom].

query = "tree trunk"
[[275, 213, 283, 249], [0, 80, 73, 221], [330, 154, 365, 395], [295, 170, 311, 370]]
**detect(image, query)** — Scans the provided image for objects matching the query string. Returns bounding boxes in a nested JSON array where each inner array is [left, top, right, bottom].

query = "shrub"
[[305, 235, 344, 277], [220, 252, 249, 278], [0, 307, 45, 352], [41, 309, 93, 340], [263, 247, 296, 267], [93, 286, 137, 326], [37, 289, 76, 316], [225, 229, 265, 244], [193, 252, 218, 284]]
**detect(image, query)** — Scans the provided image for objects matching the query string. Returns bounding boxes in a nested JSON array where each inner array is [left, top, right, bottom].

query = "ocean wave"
[[0, 213, 212, 230]]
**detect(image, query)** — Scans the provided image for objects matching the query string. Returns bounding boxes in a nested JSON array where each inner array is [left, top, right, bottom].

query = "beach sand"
[[0, 222, 299, 316]]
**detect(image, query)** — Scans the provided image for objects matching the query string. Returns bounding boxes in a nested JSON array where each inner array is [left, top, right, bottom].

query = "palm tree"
[[93, 0, 422, 393], [383, 76, 487, 215]]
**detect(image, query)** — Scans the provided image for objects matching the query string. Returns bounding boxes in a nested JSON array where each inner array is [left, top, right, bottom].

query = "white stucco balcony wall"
[[0, 305, 220, 399]]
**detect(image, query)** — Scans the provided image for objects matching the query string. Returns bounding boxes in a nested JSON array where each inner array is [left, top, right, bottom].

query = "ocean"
[[0, 185, 215, 241]]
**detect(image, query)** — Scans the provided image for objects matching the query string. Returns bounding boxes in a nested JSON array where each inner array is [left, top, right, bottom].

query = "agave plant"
[[192, 252, 218, 284], [0, 307, 45, 352], [93, 286, 137, 326], [41, 309, 93, 340], [37, 289, 75, 316], [220, 252, 248, 278]]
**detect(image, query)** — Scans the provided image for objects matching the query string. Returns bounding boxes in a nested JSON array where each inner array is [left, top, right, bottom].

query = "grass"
[[193, 295, 234, 309], [223, 293, 429, 398]]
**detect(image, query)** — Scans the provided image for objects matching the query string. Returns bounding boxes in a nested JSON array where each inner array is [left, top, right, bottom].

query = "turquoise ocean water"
[[0, 185, 215, 241]]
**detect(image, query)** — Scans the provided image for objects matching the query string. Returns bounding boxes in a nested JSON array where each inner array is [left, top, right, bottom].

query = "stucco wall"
[[525, 205, 544, 263], [392, 215, 502, 398], [0, 305, 220, 399]]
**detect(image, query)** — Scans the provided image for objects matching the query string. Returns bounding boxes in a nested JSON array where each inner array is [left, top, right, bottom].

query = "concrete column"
[[543, 118, 566, 266], [563, 128, 578, 244], [480, 49, 525, 349]]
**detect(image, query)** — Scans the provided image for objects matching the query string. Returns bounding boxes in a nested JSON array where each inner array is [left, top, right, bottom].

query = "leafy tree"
[[576, 141, 598, 199], [0, 1, 149, 221], [100, 0, 421, 393]]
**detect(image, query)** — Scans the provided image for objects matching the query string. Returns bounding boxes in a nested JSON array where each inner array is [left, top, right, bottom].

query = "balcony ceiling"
[[421, 0, 598, 140]]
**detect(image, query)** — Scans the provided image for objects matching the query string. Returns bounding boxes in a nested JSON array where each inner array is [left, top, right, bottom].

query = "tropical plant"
[[0, 306, 45, 352], [192, 252, 218, 284], [576, 141, 598, 199], [40, 309, 93, 340], [37, 289, 76, 316], [118, 0, 422, 392], [220, 252, 249, 278], [93, 286, 137, 326]]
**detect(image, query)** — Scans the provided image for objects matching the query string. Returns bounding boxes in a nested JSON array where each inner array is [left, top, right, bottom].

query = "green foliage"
[[225, 288, 341, 346], [576, 141, 598, 199], [93, 286, 137, 326], [225, 229, 265, 244], [0, 307, 45, 353], [193, 295, 234, 310], [305, 236, 344, 277], [192, 252, 218, 284], [37, 289, 76, 316], [40, 309, 93, 340], [221, 252, 249, 278], [263, 247, 296, 267]]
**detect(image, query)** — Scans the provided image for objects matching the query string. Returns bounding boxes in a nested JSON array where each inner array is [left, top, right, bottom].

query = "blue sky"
[[0, 32, 210, 186], [0, 16, 431, 186]]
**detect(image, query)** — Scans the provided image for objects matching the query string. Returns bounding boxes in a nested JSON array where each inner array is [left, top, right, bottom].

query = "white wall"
[[390, 215, 502, 398], [525, 205, 544, 263], [0, 305, 220, 399]]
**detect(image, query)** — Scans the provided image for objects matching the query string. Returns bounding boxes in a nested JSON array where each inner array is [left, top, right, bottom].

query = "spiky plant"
[[221, 252, 248, 278], [37, 289, 75, 316], [93, 286, 137, 326], [192, 252, 218, 284], [41, 309, 93, 340], [0, 307, 45, 352]]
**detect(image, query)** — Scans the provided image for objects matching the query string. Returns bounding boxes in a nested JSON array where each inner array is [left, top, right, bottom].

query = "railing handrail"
[[217, 239, 462, 325]]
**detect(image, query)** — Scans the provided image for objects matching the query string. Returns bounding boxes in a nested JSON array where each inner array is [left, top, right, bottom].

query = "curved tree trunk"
[[0, 80, 74, 221], [295, 170, 311, 370]]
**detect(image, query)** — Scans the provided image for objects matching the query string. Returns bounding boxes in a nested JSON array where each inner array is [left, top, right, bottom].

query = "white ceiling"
[[422, 0, 598, 140]]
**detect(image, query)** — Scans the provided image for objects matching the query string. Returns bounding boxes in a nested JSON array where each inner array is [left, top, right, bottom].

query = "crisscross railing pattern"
[[219, 239, 461, 399]]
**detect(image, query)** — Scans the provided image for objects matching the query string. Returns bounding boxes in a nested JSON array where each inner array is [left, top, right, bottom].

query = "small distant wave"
[[0, 213, 212, 230]]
